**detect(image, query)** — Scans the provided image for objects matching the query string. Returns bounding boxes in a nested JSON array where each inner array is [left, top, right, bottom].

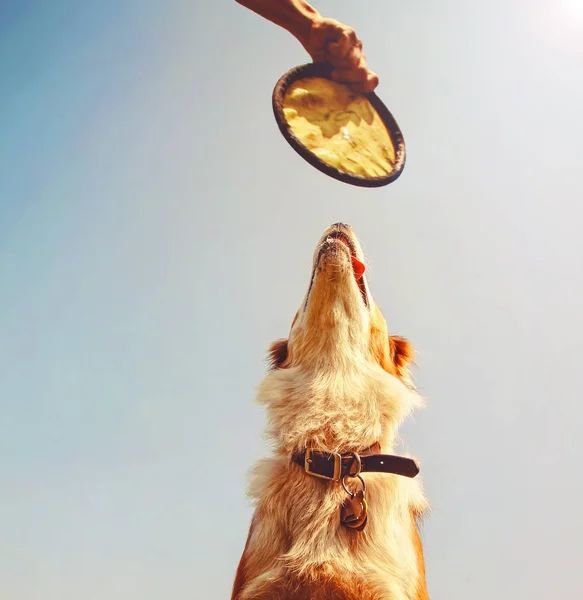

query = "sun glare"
[[534, 0, 583, 54]]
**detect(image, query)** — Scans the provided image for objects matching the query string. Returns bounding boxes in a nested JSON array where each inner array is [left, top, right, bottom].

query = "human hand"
[[301, 17, 378, 94]]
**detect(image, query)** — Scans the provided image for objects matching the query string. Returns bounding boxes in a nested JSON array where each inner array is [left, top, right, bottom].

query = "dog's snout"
[[332, 222, 350, 230]]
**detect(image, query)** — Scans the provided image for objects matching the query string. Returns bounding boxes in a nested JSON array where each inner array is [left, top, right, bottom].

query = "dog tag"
[[340, 490, 368, 531]]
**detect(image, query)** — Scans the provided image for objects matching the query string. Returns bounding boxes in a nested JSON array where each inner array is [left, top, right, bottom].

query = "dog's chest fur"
[[241, 363, 427, 599]]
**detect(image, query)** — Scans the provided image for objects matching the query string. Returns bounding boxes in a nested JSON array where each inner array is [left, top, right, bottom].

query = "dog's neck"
[[256, 345, 419, 456], [289, 301, 371, 371]]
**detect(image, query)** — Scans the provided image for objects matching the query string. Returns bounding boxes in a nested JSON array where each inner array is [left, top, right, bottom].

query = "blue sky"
[[1, 1, 582, 598]]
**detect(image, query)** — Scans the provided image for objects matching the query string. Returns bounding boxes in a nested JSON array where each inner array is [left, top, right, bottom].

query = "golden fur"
[[232, 224, 429, 599]]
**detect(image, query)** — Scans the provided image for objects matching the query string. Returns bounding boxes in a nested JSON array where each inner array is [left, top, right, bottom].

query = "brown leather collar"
[[291, 444, 419, 481]]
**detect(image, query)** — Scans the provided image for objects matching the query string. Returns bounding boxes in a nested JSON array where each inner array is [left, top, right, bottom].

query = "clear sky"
[[1, 1, 582, 598]]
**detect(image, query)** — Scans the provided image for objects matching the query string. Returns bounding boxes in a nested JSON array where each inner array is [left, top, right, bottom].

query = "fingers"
[[325, 27, 377, 92], [331, 63, 379, 93], [327, 28, 358, 61], [331, 67, 367, 83], [309, 20, 361, 66], [329, 43, 362, 69], [350, 73, 379, 94], [304, 18, 379, 93], [333, 72, 378, 94]]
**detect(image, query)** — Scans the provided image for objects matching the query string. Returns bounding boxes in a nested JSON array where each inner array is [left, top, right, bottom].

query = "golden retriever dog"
[[232, 223, 429, 600]]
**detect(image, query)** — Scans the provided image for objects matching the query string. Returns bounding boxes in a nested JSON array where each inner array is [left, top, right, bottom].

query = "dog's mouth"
[[305, 230, 369, 309]]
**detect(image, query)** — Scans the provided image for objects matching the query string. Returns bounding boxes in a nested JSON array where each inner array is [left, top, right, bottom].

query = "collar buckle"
[[304, 448, 342, 481]]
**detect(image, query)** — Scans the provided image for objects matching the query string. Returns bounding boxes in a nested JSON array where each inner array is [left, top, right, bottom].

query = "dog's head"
[[268, 223, 414, 382]]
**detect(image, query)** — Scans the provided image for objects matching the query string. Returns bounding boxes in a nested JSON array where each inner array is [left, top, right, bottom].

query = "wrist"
[[288, 1, 321, 49]]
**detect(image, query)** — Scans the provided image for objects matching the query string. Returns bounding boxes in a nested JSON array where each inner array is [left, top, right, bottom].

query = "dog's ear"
[[389, 335, 415, 376], [268, 338, 289, 369]]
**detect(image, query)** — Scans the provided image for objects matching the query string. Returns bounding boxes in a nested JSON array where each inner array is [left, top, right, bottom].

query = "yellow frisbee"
[[272, 63, 406, 188]]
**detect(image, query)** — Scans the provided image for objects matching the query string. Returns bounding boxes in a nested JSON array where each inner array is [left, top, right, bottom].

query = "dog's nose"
[[332, 222, 350, 230]]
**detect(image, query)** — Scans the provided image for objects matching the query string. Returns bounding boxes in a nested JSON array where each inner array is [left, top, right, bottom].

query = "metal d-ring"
[[346, 451, 362, 477], [341, 473, 366, 498]]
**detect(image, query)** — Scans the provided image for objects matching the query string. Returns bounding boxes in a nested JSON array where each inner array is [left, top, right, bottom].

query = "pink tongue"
[[351, 257, 366, 279]]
